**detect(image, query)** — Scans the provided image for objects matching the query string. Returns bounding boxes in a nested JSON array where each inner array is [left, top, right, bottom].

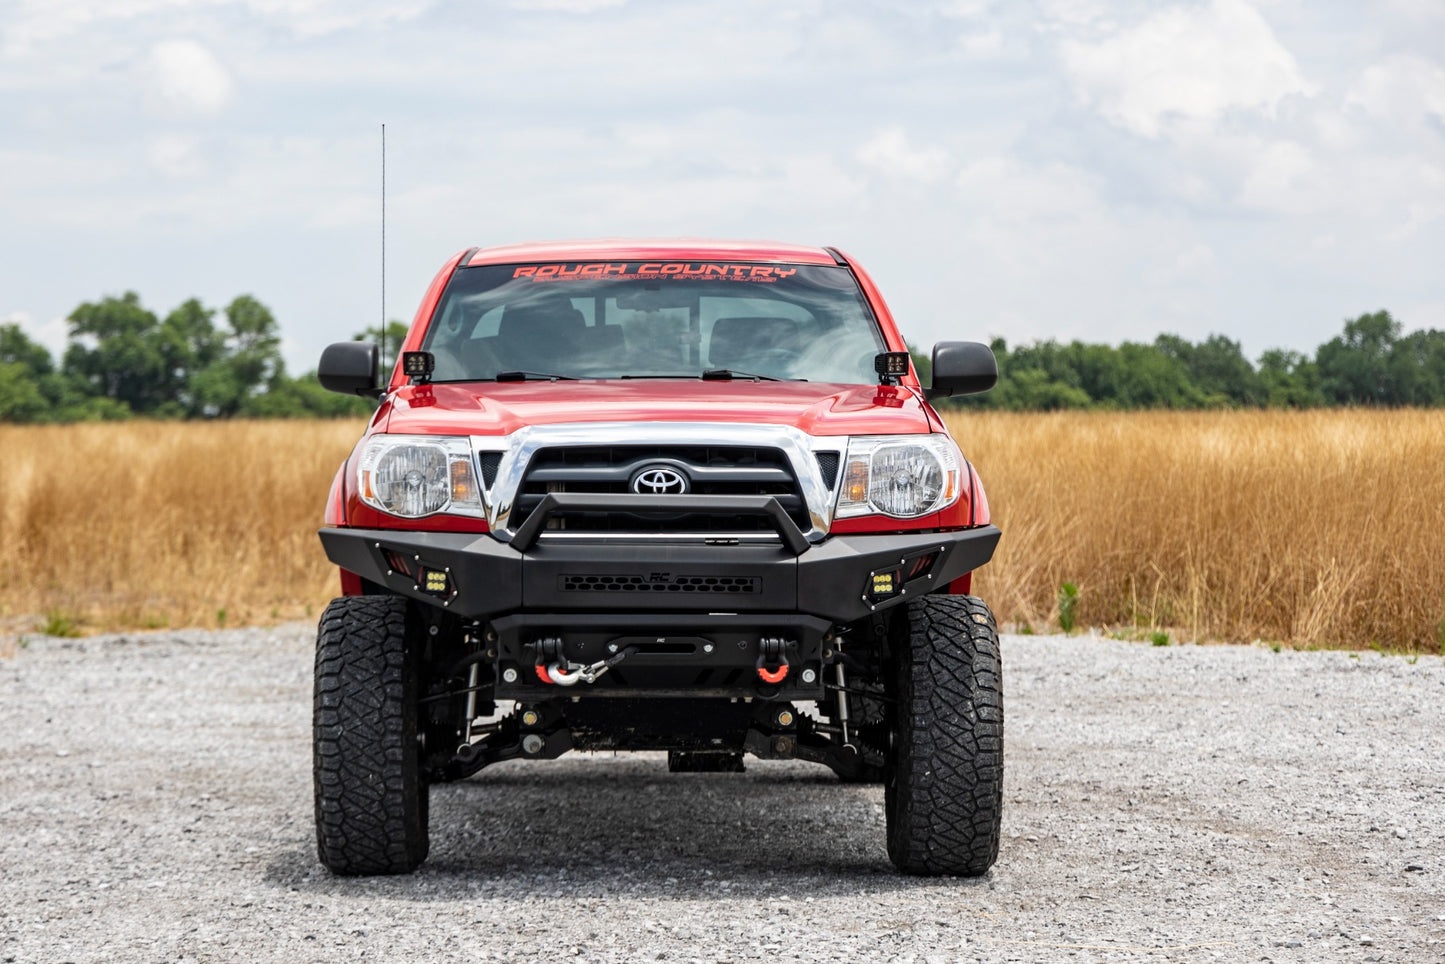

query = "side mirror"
[[926, 341, 997, 399], [318, 341, 382, 397]]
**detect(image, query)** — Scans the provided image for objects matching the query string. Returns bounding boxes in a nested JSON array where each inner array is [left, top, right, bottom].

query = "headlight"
[[358, 435, 483, 519], [835, 435, 964, 519]]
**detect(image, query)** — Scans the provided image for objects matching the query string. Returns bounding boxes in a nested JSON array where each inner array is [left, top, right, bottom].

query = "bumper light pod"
[[865, 567, 903, 603], [418, 566, 452, 598]]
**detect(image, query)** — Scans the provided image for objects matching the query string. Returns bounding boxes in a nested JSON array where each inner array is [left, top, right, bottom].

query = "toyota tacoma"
[[314, 239, 1003, 876]]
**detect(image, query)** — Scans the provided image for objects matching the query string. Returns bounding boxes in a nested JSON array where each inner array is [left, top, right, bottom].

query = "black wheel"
[[885, 594, 1004, 876], [313, 595, 429, 875]]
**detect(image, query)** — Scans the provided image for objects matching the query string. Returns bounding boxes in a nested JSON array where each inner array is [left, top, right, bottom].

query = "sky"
[[2, 0, 1443, 376]]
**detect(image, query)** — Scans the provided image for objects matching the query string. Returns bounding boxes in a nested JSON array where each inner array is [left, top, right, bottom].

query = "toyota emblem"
[[631, 465, 689, 494]]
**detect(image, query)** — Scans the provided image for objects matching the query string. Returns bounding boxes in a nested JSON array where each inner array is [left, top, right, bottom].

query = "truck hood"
[[379, 380, 933, 437]]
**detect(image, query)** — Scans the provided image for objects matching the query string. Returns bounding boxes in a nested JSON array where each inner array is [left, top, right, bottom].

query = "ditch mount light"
[[874, 351, 910, 385], [402, 350, 435, 383]]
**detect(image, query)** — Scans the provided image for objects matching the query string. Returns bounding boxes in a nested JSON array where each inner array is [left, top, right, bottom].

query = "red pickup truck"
[[315, 239, 1003, 877]]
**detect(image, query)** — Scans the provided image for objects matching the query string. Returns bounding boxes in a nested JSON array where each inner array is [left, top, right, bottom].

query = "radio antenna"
[[380, 122, 387, 373]]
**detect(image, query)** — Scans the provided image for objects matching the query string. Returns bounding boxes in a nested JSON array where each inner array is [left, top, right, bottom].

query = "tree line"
[[0, 292, 405, 422], [920, 311, 1445, 410], [2, 293, 1442, 422]]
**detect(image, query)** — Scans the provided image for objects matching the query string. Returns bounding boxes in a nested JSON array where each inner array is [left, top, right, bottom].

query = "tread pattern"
[[313, 595, 429, 875], [886, 594, 1004, 876]]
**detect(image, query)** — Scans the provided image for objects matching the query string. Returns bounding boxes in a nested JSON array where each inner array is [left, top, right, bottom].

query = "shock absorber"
[[462, 662, 480, 748], [460, 629, 480, 751], [834, 660, 852, 749]]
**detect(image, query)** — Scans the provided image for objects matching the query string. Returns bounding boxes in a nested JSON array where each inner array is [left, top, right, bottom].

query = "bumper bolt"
[[773, 736, 793, 755], [521, 734, 544, 755], [521, 709, 540, 727], [502, 667, 519, 684], [800, 668, 817, 684], [776, 709, 794, 727]]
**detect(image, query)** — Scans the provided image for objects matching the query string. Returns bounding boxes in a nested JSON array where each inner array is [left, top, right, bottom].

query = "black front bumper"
[[319, 522, 1001, 626]]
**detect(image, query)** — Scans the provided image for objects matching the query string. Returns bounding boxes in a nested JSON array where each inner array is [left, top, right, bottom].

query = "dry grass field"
[[0, 420, 366, 637], [2, 411, 1443, 650], [949, 409, 1445, 651]]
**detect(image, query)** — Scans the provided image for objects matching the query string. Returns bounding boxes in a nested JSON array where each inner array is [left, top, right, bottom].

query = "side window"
[[469, 304, 505, 340]]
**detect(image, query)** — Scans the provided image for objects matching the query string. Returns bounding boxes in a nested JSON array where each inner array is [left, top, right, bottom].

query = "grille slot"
[[477, 451, 503, 488], [814, 451, 840, 490], [561, 574, 761, 594]]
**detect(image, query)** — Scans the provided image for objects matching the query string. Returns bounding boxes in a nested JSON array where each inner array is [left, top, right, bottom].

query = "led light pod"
[[834, 434, 964, 520], [358, 435, 483, 519]]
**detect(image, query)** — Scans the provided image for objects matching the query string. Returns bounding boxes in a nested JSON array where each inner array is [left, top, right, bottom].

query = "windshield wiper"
[[701, 368, 792, 382], [591, 370, 807, 381], [494, 370, 578, 382]]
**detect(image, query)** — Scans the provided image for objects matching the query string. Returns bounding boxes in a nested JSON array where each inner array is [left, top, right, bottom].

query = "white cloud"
[[957, 28, 1007, 58], [148, 133, 207, 178], [244, 0, 432, 37], [507, 0, 629, 11], [1059, 0, 1315, 137], [1036, 0, 1119, 34], [1346, 55, 1445, 129], [1237, 139, 1319, 214], [937, 0, 994, 17], [3, 0, 433, 48], [146, 39, 233, 115], [857, 128, 951, 182], [954, 156, 1102, 222], [1380, 0, 1445, 22]]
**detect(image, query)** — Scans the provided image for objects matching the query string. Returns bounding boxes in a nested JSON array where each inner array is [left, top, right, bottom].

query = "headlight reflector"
[[835, 435, 963, 519], [358, 435, 483, 519]]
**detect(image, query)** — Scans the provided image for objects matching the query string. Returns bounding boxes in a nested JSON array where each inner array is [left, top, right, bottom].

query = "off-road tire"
[[314, 595, 429, 875], [885, 594, 1003, 876]]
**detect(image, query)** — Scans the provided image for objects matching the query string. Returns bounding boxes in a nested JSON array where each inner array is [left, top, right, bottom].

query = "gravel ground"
[[1, 625, 1442, 964]]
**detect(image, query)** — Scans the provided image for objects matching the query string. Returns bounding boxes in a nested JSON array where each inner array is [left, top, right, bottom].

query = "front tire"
[[885, 594, 1004, 876], [313, 595, 429, 875]]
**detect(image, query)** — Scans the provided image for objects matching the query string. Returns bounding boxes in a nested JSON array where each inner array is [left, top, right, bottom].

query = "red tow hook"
[[755, 647, 790, 684], [757, 663, 789, 684], [535, 664, 554, 684]]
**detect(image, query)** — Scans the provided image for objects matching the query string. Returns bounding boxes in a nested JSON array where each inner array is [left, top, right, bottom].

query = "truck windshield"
[[421, 262, 887, 384]]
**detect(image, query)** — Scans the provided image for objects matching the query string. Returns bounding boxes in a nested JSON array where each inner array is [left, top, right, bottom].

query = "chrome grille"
[[513, 445, 808, 533]]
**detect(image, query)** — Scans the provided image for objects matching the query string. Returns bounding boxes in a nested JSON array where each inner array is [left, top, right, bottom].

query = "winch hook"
[[535, 645, 637, 687]]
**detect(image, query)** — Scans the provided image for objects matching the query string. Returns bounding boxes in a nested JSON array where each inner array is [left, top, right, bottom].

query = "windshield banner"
[[511, 263, 798, 283]]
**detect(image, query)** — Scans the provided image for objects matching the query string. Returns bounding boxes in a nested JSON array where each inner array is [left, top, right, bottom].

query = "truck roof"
[[465, 238, 840, 267]]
